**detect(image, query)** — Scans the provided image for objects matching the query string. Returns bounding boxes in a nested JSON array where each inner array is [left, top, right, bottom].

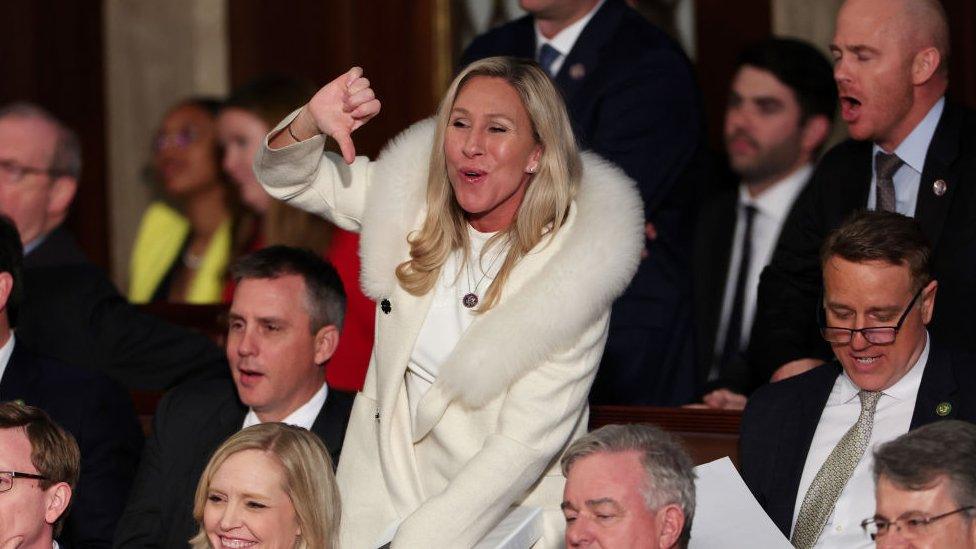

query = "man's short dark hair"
[[0, 215, 24, 327], [873, 420, 976, 518], [820, 210, 932, 291], [736, 38, 837, 124], [230, 245, 346, 332], [0, 102, 82, 179], [0, 401, 81, 535]]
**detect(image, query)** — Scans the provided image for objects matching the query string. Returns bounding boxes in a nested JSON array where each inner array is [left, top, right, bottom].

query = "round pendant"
[[462, 293, 479, 308]]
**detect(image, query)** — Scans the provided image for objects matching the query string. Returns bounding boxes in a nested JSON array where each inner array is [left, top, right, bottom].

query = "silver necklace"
[[462, 244, 506, 308]]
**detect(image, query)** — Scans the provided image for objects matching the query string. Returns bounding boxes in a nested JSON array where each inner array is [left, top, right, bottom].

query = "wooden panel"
[[228, 0, 441, 159], [590, 405, 742, 466], [0, 0, 109, 269], [694, 0, 771, 151]]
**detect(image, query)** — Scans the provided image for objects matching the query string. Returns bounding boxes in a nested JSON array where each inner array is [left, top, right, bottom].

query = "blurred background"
[[2, 0, 974, 289]]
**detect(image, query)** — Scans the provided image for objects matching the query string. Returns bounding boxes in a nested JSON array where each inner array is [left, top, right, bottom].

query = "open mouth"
[[219, 536, 258, 548], [851, 354, 882, 369], [459, 168, 487, 184], [237, 368, 264, 385], [840, 96, 862, 122]]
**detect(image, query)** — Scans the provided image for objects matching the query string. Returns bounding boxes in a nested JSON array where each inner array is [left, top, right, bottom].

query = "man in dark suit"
[[693, 39, 835, 409], [740, 211, 976, 547], [0, 215, 144, 548], [750, 0, 976, 386], [0, 102, 225, 390], [460, 0, 704, 405], [114, 246, 355, 548]]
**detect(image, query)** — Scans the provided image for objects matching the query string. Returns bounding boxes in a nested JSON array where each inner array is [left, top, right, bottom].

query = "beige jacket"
[[255, 115, 644, 548]]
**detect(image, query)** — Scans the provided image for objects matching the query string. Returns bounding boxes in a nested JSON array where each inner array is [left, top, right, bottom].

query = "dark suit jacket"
[[19, 227, 226, 390], [739, 340, 976, 537], [113, 378, 355, 548], [693, 180, 809, 395], [751, 102, 976, 379], [1, 342, 144, 548], [461, 0, 705, 405]]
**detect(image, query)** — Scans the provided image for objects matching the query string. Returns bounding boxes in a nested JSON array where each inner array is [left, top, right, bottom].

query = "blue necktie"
[[537, 43, 561, 76]]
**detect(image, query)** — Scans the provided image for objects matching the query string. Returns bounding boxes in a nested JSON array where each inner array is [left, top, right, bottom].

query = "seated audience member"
[[695, 38, 836, 409], [189, 422, 341, 549], [0, 102, 225, 390], [0, 401, 81, 549], [751, 0, 976, 385], [0, 215, 143, 547], [129, 97, 234, 304], [115, 246, 355, 548], [740, 211, 976, 547], [217, 75, 375, 392], [864, 420, 976, 547], [561, 424, 696, 549]]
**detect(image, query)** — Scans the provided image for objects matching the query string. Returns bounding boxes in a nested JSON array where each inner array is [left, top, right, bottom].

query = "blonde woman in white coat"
[[255, 57, 644, 548]]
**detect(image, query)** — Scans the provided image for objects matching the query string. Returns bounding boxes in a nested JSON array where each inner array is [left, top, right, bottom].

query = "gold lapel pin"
[[936, 401, 952, 416], [933, 179, 947, 197], [569, 63, 586, 80]]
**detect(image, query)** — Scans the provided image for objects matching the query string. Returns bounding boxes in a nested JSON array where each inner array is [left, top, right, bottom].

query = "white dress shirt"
[[533, 0, 606, 76], [405, 226, 506, 422], [711, 164, 811, 371], [0, 332, 15, 384], [241, 381, 328, 430], [791, 334, 930, 547], [867, 97, 944, 216]]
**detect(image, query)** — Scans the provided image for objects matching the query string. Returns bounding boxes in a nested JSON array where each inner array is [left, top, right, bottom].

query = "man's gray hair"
[[0, 102, 82, 179], [561, 424, 696, 548], [873, 420, 976, 517]]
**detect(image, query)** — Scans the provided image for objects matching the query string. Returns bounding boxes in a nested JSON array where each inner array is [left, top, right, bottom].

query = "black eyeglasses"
[[820, 285, 925, 345], [861, 506, 974, 540], [0, 470, 49, 493]]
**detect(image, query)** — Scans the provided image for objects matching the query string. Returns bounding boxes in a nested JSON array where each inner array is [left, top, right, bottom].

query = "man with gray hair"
[[560, 424, 696, 548], [864, 420, 976, 547]]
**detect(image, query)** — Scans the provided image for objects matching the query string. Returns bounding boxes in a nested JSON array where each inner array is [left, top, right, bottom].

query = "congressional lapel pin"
[[381, 299, 392, 315], [936, 401, 952, 416], [933, 179, 947, 197], [569, 63, 586, 80]]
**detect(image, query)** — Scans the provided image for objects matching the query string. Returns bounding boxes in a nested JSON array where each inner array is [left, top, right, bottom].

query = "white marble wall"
[[103, 0, 228, 288]]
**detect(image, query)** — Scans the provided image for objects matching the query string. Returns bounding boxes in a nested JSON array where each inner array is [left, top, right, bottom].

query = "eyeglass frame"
[[0, 470, 50, 493], [860, 505, 975, 540], [819, 284, 927, 345], [0, 158, 62, 185]]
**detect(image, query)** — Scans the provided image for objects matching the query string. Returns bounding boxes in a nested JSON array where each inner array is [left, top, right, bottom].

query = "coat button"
[[381, 299, 392, 314]]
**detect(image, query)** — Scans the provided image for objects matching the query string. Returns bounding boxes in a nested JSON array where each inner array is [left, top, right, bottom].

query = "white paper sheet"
[[689, 457, 792, 549], [373, 506, 543, 549]]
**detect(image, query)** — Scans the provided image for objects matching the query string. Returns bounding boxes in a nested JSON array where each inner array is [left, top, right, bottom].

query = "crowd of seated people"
[[2, 0, 975, 547]]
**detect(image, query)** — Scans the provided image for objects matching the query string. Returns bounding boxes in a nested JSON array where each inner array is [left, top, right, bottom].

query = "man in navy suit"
[[0, 214, 143, 548], [461, 0, 705, 405], [740, 211, 976, 547]]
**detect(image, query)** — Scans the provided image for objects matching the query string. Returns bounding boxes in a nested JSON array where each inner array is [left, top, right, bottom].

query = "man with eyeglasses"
[[0, 102, 225, 391], [863, 420, 976, 547], [740, 210, 976, 548], [0, 400, 81, 549]]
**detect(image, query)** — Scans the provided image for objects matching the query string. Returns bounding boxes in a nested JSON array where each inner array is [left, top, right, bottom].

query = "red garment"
[[324, 228, 375, 391]]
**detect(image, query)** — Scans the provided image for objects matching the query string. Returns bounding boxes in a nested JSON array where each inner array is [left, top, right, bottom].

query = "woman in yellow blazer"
[[255, 58, 643, 547]]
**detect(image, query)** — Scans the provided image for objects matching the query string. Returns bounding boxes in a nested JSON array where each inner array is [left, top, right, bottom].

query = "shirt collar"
[[534, 0, 606, 57], [833, 330, 930, 405], [0, 333, 15, 385], [739, 163, 812, 221], [873, 96, 945, 174], [242, 381, 328, 430], [23, 232, 50, 256]]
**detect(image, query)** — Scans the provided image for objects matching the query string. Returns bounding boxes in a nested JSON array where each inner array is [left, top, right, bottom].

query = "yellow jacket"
[[128, 201, 231, 304]]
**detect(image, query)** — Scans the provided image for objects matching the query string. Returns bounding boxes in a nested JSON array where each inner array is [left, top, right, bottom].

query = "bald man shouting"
[[749, 0, 976, 386]]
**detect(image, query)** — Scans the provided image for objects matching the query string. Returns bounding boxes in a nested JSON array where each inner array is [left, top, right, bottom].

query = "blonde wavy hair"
[[189, 423, 341, 549], [395, 56, 582, 311]]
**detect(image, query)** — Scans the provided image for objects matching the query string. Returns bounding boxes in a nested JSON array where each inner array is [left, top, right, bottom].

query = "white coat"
[[255, 115, 644, 548]]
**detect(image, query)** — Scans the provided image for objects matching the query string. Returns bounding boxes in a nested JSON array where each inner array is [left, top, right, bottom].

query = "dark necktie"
[[715, 204, 758, 382], [874, 151, 904, 212], [537, 43, 561, 77]]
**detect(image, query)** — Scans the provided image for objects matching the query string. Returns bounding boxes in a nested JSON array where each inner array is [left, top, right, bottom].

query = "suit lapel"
[[0, 343, 40, 402], [553, 0, 621, 105], [914, 103, 962, 249], [695, 192, 738, 381], [311, 390, 353, 465], [910, 342, 958, 428]]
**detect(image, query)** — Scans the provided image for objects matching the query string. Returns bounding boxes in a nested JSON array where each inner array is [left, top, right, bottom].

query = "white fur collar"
[[359, 119, 644, 406]]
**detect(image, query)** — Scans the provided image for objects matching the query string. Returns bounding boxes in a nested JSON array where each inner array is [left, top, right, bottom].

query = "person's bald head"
[[833, 0, 950, 151]]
